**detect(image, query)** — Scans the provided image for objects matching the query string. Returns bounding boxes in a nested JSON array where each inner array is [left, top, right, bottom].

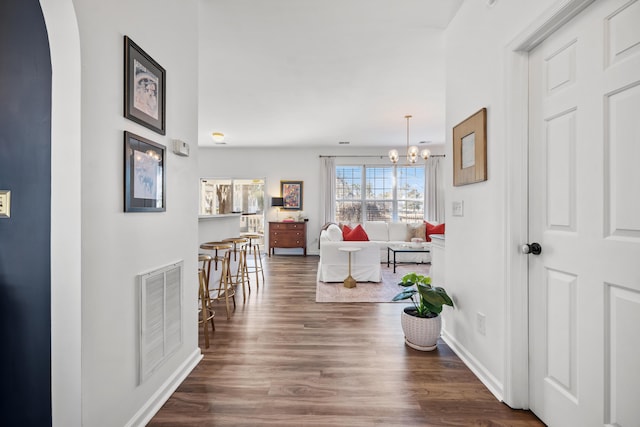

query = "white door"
[[528, 0, 640, 425]]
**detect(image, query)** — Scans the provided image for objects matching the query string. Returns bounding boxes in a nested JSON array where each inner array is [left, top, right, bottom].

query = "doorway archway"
[[40, 0, 83, 424]]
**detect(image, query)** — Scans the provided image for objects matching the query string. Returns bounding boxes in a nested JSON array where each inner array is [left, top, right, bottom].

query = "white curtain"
[[426, 157, 445, 223], [320, 156, 336, 225]]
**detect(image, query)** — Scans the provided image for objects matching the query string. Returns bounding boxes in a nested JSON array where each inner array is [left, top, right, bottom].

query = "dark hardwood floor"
[[150, 255, 543, 426]]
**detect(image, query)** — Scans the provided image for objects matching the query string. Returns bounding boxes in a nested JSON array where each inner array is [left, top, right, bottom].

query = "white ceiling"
[[198, 0, 463, 148]]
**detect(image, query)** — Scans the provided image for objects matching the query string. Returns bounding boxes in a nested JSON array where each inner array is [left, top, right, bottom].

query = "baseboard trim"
[[441, 331, 504, 402], [125, 348, 203, 427]]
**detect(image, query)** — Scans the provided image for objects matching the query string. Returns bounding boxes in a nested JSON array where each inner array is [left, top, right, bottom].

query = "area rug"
[[315, 263, 430, 303]]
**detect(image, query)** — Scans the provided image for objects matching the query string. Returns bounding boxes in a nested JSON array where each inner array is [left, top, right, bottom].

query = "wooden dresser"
[[268, 221, 307, 256]]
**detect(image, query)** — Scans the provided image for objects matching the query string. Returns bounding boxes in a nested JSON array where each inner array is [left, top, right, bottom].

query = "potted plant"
[[392, 272, 454, 351]]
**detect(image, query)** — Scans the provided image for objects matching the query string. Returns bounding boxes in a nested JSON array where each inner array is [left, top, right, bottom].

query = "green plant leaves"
[[393, 272, 453, 317], [398, 272, 431, 287], [392, 289, 416, 301]]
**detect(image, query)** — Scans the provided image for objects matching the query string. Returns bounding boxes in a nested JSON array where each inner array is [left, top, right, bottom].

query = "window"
[[336, 166, 361, 223], [397, 167, 425, 222], [336, 165, 425, 223], [364, 167, 393, 221], [199, 178, 265, 235]]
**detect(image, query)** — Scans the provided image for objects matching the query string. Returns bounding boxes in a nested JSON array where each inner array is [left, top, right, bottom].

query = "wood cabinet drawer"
[[270, 231, 303, 238], [268, 221, 307, 256], [271, 238, 303, 248], [270, 222, 304, 230]]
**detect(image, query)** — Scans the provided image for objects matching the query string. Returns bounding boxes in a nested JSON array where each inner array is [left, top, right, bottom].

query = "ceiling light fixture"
[[211, 132, 225, 143], [389, 115, 430, 165]]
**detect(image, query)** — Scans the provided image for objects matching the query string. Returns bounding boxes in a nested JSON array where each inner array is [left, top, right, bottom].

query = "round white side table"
[[338, 247, 361, 288]]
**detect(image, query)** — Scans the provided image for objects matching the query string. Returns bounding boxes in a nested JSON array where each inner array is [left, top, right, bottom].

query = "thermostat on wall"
[[172, 139, 190, 157]]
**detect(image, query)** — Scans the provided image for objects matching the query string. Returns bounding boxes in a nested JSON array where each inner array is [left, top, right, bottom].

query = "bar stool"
[[198, 267, 215, 348], [222, 237, 251, 301], [200, 242, 236, 319], [200, 241, 229, 272], [199, 253, 213, 287], [242, 233, 265, 287]]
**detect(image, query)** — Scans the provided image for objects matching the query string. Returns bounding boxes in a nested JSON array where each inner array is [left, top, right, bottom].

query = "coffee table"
[[387, 244, 430, 273]]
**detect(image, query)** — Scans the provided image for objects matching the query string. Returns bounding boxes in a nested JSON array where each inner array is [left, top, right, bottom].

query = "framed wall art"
[[124, 36, 166, 135], [124, 131, 166, 212], [453, 107, 487, 186], [280, 180, 303, 210]]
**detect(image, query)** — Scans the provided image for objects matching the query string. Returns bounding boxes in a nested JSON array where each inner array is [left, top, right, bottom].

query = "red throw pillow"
[[343, 224, 369, 241], [342, 225, 352, 240], [424, 221, 445, 242]]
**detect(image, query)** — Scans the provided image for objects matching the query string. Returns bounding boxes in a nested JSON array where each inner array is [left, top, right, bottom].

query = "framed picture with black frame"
[[124, 131, 166, 212], [280, 180, 303, 210], [124, 36, 166, 135]]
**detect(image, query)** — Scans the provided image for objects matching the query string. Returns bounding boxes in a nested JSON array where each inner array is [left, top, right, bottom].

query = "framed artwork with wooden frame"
[[124, 36, 166, 135], [124, 131, 166, 212], [280, 180, 303, 210], [453, 108, 487, 186]]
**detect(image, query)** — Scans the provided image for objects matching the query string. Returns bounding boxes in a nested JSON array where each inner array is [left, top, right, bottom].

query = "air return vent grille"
[[139, 261, 183, 384]]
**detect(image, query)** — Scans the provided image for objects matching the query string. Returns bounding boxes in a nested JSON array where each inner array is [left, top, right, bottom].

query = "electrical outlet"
[[476, 312, 486, 336]]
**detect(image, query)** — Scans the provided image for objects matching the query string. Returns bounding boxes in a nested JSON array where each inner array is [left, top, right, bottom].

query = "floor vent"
[[138, 261, 183, 384]]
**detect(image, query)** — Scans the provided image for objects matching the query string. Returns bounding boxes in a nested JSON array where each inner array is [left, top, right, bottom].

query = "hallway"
[[150, 255, 543, 426]]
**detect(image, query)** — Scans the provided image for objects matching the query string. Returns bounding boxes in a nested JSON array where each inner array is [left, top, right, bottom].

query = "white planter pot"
[[400, 307, 442, 351]]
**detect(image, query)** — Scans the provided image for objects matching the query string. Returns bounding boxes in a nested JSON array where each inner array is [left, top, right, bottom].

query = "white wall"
[[198, 145, 446, 254], [72, 0, 200, 425], [442, 0, 558, 398], [41, 0, 83, 424]]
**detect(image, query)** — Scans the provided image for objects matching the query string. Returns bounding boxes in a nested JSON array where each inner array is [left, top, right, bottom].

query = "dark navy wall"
[[0, 0, 52, 425]]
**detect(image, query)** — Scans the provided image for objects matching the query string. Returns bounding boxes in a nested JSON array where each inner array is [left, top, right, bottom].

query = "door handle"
[[521, 243, 542, 255]]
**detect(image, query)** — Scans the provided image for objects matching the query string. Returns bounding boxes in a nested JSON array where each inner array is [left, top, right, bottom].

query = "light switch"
[[0, 190, 10, 218], [452, 200, 464, 217]]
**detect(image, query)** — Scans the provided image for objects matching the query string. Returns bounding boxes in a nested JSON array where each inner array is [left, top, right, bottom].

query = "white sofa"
[[317, 221, 432, 283]]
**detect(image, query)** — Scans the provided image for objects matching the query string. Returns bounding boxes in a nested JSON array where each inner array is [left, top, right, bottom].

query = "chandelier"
[[388, 115, 431, 165]]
